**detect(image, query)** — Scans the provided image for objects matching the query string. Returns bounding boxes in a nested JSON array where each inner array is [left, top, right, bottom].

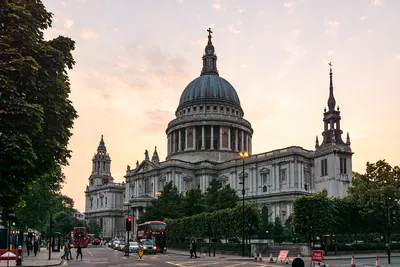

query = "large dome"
[[178, 74, 241, 109]]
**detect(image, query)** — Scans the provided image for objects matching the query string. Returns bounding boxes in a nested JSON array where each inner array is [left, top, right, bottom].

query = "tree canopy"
[[0, 0, 77, 219]]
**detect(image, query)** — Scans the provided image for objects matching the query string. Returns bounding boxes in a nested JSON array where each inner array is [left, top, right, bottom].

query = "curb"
[[21, 260, 62, 267]]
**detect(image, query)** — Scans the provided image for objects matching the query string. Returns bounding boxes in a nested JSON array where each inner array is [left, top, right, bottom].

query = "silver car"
[[129, 242, 139, 253]]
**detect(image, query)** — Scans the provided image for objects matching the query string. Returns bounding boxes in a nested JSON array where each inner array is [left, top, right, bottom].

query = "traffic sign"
[[138, 248, 144, 259]]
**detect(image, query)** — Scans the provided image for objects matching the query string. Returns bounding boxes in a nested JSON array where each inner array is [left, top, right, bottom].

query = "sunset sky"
[[41, 0, 400, 212]]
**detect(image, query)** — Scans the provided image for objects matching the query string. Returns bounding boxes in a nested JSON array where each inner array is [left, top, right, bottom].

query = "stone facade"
[[84, 136, 125, 239], [122, 30, 353, 236]]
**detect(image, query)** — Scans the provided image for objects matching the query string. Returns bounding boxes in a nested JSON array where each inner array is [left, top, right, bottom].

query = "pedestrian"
[[33, 239, 39, 256], [76, 243, 83, 260], [26, 238, 31, 256], [62, 243, 68, 260], [68, 242, 72, 260], [189, 240, 193, 258], [192, 239, 197, 259]]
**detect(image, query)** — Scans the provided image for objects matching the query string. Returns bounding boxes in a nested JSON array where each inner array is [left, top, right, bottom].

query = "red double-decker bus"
[[137, 221, 167, 253], [72, 227, 89, 248]]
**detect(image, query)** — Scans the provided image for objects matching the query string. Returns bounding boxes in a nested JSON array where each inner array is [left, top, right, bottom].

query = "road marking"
[[166, 262, 186, 267], [86, 249, 93, 256], [121, 257, 128, 260]]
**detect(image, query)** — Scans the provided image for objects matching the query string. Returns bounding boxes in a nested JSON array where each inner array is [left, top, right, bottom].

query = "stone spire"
[[346, 132, 351, 146], [327, 62, 336, 111], [151, 146, 160, 163], [97, 134, 106, 153], [315, 135, 319, 149], [200, 28, 219, 76]]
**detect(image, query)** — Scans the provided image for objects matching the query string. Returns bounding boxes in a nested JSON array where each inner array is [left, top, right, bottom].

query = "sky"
[[41, 0, 400, 212]]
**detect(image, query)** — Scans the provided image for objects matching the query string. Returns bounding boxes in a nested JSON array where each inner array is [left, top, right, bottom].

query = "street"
[[56, 246, 400, 267]]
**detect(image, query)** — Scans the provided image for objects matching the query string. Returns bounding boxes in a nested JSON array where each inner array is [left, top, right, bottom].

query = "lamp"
[[238, 151, 249, 257]]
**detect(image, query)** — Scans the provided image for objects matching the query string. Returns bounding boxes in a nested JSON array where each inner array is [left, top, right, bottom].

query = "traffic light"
[[126, 217, 132, 231], [8, 213, 16, 227]]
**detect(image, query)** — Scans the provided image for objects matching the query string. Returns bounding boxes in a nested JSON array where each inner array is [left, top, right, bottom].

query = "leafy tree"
[[183, 189, 206, 216], [0, 0, 77, 216], [49, 211, 83, 240], [14, 165, 67, 231], [204, 179, 239, 212], [273, 217, 284, 243], [348, 160, 400, 240], [204, 178, 222, 212], [140, 181, 185, 222], [292, 192, 337, 239], [87, 218, 102, 237]]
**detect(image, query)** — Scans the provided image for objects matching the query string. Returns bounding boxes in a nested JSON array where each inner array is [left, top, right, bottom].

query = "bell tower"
[[89, 135, 113, 186], [314, 63, 353, 197]]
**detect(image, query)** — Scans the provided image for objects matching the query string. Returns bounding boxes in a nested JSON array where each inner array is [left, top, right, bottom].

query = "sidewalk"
[[166, 248, 400, 262], [21, 248, 62, 267]]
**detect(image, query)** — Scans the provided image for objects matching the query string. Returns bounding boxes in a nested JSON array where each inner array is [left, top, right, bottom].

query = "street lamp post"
[[238, 151, 249, 257], [156, 191, 162, 220]]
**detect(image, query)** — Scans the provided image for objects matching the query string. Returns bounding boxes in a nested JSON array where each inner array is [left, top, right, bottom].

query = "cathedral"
[[85, 29, 353, 239]]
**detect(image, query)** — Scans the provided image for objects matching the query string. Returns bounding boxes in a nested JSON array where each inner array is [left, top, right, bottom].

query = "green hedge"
[[165, 202, 262, 241], [327, 243, 400, 251]]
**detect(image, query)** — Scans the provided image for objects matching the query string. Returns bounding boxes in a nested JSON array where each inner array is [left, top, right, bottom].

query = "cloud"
[[276, 29, 307, 80], [64, 19, 74, 29], [213, 3, 221, 10], [81, 28, 98, 40], [237, 8, 245, 13], [372, 0, 384, 7], [360, 16, 368, 21], [141, 109, 175, 134], [228, 25, 240, 34], [284, 1, 294, 8], [396, 55, 400, 60], [324, 18, 340, 37], [328, 50, 334, 56]]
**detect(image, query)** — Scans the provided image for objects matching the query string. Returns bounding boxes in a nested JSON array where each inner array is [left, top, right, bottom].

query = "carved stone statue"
[[136, 160, 139, 168], [144, 150, 149, 160], [127, 165, 130, 171]]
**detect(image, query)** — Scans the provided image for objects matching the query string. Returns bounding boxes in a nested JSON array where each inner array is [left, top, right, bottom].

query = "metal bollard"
[[213, 247, 215, 257]]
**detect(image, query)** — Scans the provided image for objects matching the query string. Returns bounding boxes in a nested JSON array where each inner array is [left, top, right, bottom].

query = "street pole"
[[242, 157, 245, 257], [8, 218, 11, 251], [238, 151, 248, 257], [48, 214, 52, 260]]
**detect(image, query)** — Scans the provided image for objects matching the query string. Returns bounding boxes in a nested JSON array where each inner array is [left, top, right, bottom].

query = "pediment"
[[260, 167, 270, 174], [133, 160, 159, 174]]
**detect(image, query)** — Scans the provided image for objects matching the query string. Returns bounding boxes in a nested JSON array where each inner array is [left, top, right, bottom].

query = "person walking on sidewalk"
[[33, 239, 39, 256], [76, 243, 83, 260]]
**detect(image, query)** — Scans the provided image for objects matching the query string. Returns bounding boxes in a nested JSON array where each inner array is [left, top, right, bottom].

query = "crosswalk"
[[166, 261, 277, 267]]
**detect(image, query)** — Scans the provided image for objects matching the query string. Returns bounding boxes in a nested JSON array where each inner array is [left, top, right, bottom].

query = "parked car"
[[139, 240, 156, 254], [129, 242, 139, 253]]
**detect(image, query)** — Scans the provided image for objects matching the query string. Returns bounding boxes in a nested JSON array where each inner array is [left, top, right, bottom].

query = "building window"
[[206, 106, 210, 111], [280, 169, 287, 184], [200, 106, 203, 111], [220, 106, 224, 112], [193, 106, 197, 112], [97, 199, 99, 207], [105, 197, 107, 206], [90, 199, 93, 208], [188, 107, 191, 113], [227, 107, 230, 112], [213, 106, 217, 111], [340, 158, 347, 174], [321, 159, 328, 176]]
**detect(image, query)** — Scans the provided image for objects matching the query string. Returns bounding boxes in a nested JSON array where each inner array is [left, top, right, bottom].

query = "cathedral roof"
[[178, 75, 241, 108], [177, 28, 241, 110]]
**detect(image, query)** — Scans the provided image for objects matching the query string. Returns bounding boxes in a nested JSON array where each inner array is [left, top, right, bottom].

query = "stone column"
[[178, 130, 182, 152], [193, 126, 196, 149], [210, 126, 214, 149], [246, 133, 249, 152], [185, 128, 188, 150], [172, 131, 176, 153], [201, 126, 205, 150], [241, 130, 244, 151], [219, 126, 223, 149], [235, 129, 238, 151], [228, 128, 231, 150]]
